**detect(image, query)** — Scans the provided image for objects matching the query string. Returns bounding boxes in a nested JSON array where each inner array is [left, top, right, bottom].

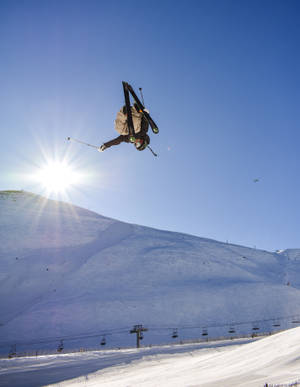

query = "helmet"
[[134, 135, 150, 151]]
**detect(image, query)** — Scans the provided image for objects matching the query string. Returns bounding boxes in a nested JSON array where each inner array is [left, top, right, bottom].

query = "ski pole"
[[139, 87, 145, 106], [147, 145, 158, 157], [67, 137, 99, 149]]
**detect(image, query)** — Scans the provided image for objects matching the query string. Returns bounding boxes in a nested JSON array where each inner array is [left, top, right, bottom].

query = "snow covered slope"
[[50, 326, 300, 387], [0, 190, 300, 351], [2, 328, 300, 387]]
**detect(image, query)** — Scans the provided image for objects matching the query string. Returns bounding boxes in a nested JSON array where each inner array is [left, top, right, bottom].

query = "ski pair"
[[122, 81, 159, 141]]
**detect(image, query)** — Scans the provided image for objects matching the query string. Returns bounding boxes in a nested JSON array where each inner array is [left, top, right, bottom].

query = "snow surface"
[[1, 190, 300, 352], [1, 328, 300, 387]]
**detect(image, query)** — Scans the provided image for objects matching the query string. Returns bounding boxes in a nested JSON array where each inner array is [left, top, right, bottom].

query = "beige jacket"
[[114, 106, 142, 135]]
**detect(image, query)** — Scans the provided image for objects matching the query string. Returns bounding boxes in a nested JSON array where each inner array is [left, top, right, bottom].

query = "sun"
[[35, 160, 81, 194]]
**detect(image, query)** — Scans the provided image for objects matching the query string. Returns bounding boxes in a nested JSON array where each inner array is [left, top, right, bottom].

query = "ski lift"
[[202, 328, 208, 336], [252, 324, 260, 331], [139, 332, 144, 340], [172, 329, 178, 338], [100, 336, 106, 346], [272, 320, 281, 327], [228, 326, 236, 334], [57, 340, 64, 353]]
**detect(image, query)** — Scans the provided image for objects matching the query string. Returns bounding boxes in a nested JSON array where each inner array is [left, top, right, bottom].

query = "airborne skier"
[[67, 81, 159, 156], [99, 82, 159, 154]]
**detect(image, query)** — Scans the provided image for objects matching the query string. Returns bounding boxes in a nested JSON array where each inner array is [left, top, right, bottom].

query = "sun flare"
[[35, 161, 81, 194]]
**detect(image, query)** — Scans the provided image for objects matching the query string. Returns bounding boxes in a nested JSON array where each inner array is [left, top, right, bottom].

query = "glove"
[[98, 144, 107, 152]]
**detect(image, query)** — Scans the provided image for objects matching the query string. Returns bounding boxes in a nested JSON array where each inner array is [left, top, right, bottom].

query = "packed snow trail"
[[50, 327, 300, 387], [0, 338, 256, 387], [2, 328, 300, 386]]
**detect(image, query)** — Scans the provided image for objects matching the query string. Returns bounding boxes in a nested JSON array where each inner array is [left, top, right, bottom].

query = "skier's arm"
[[103, 135, 129, 149]]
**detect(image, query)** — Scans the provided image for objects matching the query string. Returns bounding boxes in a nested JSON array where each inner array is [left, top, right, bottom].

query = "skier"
[[67, 82, 159, 156], [99, 103, 150, 152]]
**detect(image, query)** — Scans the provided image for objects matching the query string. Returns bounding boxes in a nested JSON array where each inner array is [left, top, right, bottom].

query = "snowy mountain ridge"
[[1, 190, 300, 350]]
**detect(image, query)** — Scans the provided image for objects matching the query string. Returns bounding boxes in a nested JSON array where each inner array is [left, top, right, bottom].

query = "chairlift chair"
[[8, 345, 16, 358], [202, 328, 208, 336], [57, 340, 64, 352], [100, 336, 106, 346], [291, 319, 300, 324], [172, 329, 178, 338]]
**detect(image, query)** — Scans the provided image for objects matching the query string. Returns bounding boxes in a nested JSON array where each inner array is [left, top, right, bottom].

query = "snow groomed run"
[[2, 328, 300, 387]]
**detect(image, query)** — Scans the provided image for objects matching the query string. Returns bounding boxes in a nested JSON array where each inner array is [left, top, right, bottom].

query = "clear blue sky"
[[0, 0, 299, 251]]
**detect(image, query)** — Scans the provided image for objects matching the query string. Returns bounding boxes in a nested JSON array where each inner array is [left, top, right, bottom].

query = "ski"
[[67, 137, 99, 150], [123, 82, 159, 134], [122, 82, 136, 141]]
